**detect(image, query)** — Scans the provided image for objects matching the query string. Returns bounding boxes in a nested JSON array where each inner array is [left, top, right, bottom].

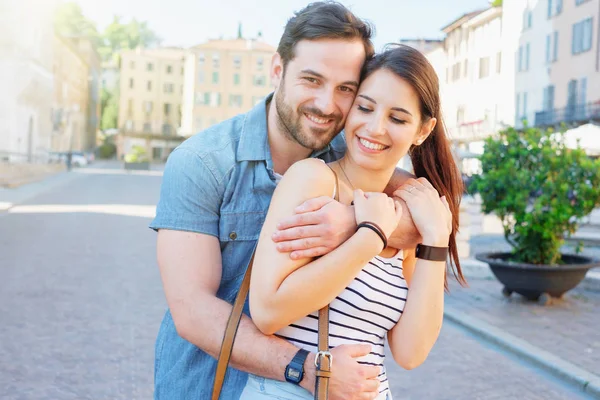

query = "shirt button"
[[229, 232, 238, 240]]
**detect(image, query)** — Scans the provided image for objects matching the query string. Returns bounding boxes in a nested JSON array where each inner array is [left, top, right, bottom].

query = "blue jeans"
[[240, 374, 313, 399], [240, 374, 393, 400]]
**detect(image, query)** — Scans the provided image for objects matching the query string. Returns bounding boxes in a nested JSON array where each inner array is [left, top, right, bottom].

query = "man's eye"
[[304, 77, 318, 84], [340, 86, 354, 93]]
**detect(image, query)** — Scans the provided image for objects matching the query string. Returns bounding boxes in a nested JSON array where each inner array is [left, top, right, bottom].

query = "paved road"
[[0, 167, 594, 399]]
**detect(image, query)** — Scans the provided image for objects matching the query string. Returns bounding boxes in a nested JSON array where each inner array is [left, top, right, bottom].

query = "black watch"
[[415, 244, 448, 261], [285, 349, 309, 384]]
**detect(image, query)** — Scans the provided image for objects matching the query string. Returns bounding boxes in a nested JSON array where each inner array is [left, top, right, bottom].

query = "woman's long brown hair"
[[363, 44, 467, 288]]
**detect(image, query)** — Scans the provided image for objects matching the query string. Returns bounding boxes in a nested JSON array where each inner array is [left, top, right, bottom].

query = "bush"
[[471, 124, 600, 265], [98, 142, 116, 159], [124, 145, 149, 163]]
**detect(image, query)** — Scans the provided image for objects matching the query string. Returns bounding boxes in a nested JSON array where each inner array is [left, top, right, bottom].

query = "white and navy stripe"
[[276, 252, 406, 399]]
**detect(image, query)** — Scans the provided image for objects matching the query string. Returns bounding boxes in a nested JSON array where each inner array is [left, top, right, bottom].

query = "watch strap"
[[415, 244, 448, 261]]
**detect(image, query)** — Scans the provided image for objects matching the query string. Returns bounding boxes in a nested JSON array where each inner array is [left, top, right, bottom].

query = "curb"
[[444, 307, 600, 398], [459, 258, 600, 292]]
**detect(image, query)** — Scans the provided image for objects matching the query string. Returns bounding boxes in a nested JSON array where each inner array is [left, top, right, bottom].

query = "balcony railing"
[[534, 101, 600, 127], [453, 119, 499, 142]]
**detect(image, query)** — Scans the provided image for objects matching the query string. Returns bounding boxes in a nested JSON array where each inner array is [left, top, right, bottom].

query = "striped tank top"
[[272, 168, 407, 399]]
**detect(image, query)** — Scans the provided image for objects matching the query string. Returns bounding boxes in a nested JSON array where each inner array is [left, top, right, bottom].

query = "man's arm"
[[273, 166, 422, 257], [157, 229, 316, 389]]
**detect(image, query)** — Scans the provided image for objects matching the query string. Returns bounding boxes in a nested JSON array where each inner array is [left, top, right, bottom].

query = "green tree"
[[99, 16, 161, 62], [54, 2, 101, 47], [100, 88, 119, 130]]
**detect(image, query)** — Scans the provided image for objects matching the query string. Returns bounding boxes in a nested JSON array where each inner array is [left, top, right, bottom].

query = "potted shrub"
[[470, 124, 600, 304], [124, 145, 150, 170]]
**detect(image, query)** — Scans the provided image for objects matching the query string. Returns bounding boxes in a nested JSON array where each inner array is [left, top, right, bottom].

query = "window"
[[518, 46, 523, 71], [162, 124, 173, 135], [479, 57, 490, 79], [198, 53, 205, 66], [129, 78, 134, 89], [147, 81, 152, 91], [233, 73, 240, 85], [546, 34, 552, 63], [164, 83, 174, 93], [229, 94, 243, 107], [576, 0, 590, 4], [195, 92, 205, 105], [516, 93, 521, 121], [143, 101, 153, 114], [143, 122, 152, 132], [198, 71, 204, 84], [547, 0, 562, 18], [580, 77, 587, 105], [210, 92, 221, 107], [166, 65, 172, 74], [254, 75, 266, 86], [204, 92, 210, 105], [127, 99, 133, 117], [452, 62, 461, 81], [212, 53, 220, 68], [212, 71, 219, 84], [525, 43, 530, 71], [164, 103, 171, 116], [543, 85, 555, 111], [523, 92, 528, 119], [496, 52, 502, 74], [147, 63, 154, 72], [233, 55, 241, 69], [553, 31, 559, 61], [256, 57, 264, 70], [572, 18, 593, 54], [125, 120, 134, 131], [523, 9, 533, 30]]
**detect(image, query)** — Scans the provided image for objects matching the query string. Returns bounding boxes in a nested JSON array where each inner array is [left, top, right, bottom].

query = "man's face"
[[271, 39, 366, 151]]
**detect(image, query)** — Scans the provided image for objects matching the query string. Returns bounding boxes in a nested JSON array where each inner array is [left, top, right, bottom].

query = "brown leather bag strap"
[[313, 164, 340, 399], [211, 249, 256, 400]]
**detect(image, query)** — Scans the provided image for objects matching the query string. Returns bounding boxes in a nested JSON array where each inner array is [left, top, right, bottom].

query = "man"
[[150, 2, 421, 399]]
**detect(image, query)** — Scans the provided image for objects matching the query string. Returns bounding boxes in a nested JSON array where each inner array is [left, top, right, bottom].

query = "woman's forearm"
[[253, 229, 382, 334], [388, 259, 445, 369]]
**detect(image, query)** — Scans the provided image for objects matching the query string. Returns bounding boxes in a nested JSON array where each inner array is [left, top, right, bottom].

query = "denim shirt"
[[149, 94, 346, 399]]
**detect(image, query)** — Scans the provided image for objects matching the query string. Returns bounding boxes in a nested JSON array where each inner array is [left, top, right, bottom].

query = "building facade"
[[0, 0, 56, 163], [180, 38, 275, 136], [117, 47, 186, 161], [51, 35, 100, 153], [441, 6, 516, 152], [513, 0, 600, 128]]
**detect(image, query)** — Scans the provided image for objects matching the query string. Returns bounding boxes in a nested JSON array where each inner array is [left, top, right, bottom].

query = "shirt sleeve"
[[149, 147, 223, 238]]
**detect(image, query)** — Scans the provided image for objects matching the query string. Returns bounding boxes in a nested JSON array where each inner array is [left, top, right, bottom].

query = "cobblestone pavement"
[[445, 273, 600, 374], [0, 167, 595, 399], [387, 322, 592, 400]]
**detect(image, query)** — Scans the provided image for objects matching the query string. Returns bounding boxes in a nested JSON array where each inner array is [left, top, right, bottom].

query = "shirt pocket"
[[219, 211, 265, 281]]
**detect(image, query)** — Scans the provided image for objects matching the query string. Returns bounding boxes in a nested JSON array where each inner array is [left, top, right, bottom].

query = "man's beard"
[[274, 81, 343, 151]]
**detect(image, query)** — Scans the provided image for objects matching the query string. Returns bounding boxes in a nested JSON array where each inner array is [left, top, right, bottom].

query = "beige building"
[[52, 35, 101, 154], [511, 0, 599, 128], [0, 0, 56, 163], [180, 38, 275, 136], [117, 47, 186, 162]]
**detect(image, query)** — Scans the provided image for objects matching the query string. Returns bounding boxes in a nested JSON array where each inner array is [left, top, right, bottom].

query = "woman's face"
[[344, 68, 435, 171]]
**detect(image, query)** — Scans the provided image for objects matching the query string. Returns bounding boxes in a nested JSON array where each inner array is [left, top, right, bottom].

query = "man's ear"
[[414, 117, 437, 146], [270, 53, 284, 89]]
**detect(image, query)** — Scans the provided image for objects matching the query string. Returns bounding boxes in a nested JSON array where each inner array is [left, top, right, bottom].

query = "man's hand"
[[272, 196, 356, 259], [301, 344, 381, 400]]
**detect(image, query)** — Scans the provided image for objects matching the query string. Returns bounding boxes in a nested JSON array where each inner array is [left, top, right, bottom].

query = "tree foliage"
[[471, 125, 600, 265]]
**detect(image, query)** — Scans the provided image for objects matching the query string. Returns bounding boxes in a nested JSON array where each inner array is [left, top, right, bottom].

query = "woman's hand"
[[353, 189, 403, 239], [394, 178, 452, 247]]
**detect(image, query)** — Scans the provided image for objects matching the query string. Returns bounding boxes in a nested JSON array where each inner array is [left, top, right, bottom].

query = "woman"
[[242, 44, 465, 399]]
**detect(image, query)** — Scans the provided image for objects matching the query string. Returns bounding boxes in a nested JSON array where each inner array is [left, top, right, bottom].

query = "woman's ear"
[[414, 117, 437, 145]]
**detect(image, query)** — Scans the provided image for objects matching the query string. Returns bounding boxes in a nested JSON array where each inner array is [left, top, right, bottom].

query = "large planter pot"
[[124, 161, 150, 171], [475, 252, 600, 305]]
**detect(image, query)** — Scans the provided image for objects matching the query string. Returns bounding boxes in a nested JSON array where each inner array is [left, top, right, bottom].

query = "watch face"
[[285, 366, 302, 383]]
